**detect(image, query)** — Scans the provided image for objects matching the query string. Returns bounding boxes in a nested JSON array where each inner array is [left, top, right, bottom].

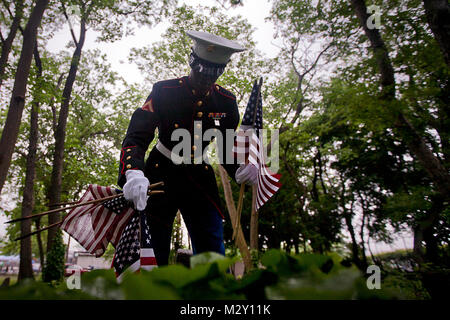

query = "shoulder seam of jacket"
[[215, 85, 236, 100]]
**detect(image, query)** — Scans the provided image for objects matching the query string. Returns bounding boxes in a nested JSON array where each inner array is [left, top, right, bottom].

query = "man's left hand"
[[235, 163, 258, 185]]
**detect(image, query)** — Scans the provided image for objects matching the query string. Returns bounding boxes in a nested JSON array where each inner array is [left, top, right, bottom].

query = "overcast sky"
[[0, 0, 413, 256], [46, 0, 280, 84]]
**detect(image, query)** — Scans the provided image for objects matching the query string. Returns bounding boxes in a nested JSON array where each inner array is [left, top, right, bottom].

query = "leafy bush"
[[0, 250, 402, 299], [41, 229, 66, 283]]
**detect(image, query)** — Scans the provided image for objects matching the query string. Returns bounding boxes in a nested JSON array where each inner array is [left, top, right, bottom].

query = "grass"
[[0, 274, 18, 286]]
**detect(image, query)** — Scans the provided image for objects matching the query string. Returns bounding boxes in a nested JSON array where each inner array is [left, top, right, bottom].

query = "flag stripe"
[[140, 265, 157, 271], [80, 185, 109, 244], [77, 203, 103, 249], [140, 257, 157, 265], [140, 248, 155, 257], [109, 209, 134, 246], [62, 188, 95, 237], [82, 186, 111, 250], [84, 188, 112, 250]]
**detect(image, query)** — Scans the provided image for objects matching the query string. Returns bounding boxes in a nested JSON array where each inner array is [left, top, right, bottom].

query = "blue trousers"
[[145, 198, 225, 266]]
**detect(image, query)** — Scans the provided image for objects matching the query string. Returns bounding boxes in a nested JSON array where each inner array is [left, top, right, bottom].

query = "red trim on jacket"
[[214, 85, 235, 100], [120, 145, 137, 175], [162, 78, 184, 89]]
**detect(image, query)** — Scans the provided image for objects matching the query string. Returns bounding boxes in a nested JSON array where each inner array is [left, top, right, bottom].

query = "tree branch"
[[60, 1, 78, 46]]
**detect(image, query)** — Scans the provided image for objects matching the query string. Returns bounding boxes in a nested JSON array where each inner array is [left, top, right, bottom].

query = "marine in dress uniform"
[[118, 30, 258, 266]]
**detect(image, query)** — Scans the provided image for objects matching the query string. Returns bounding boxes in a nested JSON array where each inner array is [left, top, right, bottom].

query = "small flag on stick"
[[233, 79, 281, 211], [112, 211, 157, 282]]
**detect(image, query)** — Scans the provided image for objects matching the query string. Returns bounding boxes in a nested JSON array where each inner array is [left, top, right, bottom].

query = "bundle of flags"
[[60, 184, 157, 280], [233, 79, 282, 211]]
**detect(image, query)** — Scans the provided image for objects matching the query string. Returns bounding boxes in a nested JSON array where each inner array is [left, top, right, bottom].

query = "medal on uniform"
[[209, 112, 226, 126]]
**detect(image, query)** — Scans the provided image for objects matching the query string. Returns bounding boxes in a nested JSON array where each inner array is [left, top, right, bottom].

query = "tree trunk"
[[35, 218, 45, 270], [422, 195, 444, 263], [435, 81, 450, 168], [350, 0, 450, 200], [218, 165, 252, 272], [349, 0, 395, 97], [423, 0, 450, 170], [47, 18, 86, 251], [18, 40, 42, 282], [0, 0, 24, 88], [344, 210, 363, 269], [0, 0, 49, 195], [359, 207, 369, 270], [339, 177, 364, 269], [413, 225, 425, 263], [18, 99, 39, 281], [395, 113, 450, 199], [423, 0, 450, 67]]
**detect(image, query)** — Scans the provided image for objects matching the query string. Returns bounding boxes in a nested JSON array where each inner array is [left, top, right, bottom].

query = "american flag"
[[233, 79, 281, 211], [60, 185, 135, 257], [112, 210, 157, 282]]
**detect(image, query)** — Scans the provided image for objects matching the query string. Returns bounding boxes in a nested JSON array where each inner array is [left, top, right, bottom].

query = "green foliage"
[[262, 0, 450, 269], [128, 4, 274, 104], [382, 270, 431, 300], [0, 278, 94, 300], [42, 229, 66, 283], [0, 250, 403, 300]]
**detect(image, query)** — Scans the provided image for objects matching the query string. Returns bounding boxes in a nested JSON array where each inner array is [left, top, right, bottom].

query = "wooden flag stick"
[[6, 194, 121, 224], [149, 181, 165, 190], [232, 182, 246, 241], [6, 189, 164, 224], [218, 165, 252, 272], [46, 181, 165, 208], [48, 199, 82, 208], [14, 221, 63, 241], [232, 77, 263, 241]]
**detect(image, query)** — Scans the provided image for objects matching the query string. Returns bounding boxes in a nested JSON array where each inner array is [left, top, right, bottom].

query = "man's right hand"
[[123, 170, 150, 211]]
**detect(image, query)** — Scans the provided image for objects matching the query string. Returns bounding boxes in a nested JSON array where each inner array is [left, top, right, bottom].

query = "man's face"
[[189, 69, 220, 91]]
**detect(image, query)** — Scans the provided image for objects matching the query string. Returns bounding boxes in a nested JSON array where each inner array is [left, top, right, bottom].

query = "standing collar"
[[182, 76, 214, 98]]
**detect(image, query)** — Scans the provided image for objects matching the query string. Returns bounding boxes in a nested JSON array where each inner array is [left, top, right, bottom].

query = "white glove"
[[123, 170, 150, 211], [235, 163, 258, 185]]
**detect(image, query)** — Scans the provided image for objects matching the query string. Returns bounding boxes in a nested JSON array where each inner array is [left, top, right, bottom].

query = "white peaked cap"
[[186, 30, 246, 64]]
